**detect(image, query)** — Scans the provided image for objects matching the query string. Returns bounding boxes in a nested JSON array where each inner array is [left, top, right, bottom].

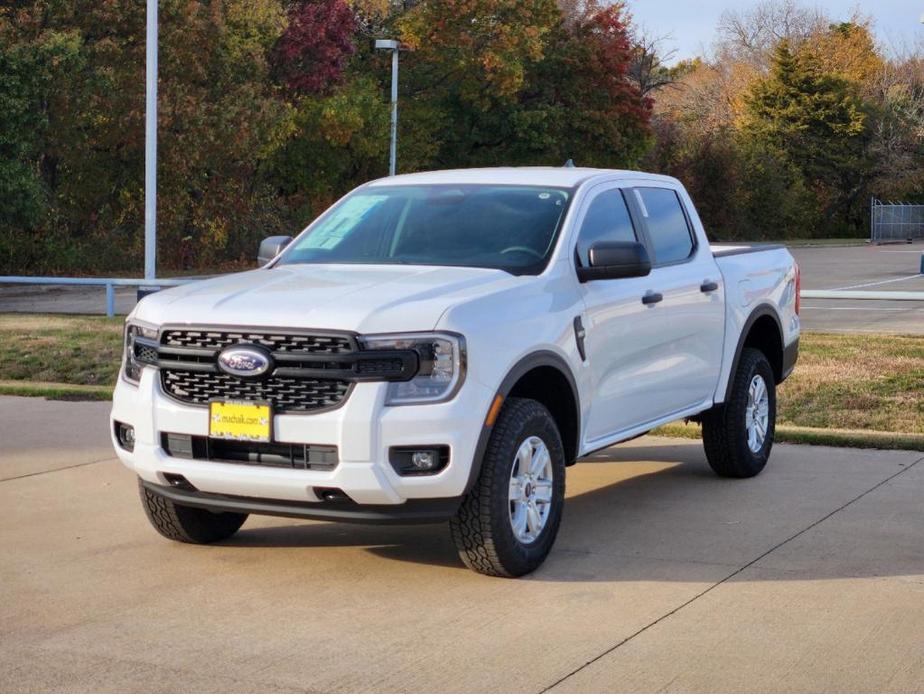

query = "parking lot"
[[795, 244, 924, 333], [2, 395, 922, 693]]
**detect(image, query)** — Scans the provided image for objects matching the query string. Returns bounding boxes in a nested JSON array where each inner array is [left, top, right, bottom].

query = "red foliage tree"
[[577, 4, 653, 124], [274, 0, 357, 96]]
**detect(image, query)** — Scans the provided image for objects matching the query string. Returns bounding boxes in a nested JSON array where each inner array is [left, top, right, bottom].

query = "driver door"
[[576, 184, 661, 442]]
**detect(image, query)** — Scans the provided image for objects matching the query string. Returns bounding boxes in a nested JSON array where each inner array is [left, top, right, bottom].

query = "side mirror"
[[577, 241, 651, 282], [258, 235, 293, 265]]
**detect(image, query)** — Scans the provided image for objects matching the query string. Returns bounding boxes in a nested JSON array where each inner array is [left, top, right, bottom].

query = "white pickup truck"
[[111, 167, 800, 577]]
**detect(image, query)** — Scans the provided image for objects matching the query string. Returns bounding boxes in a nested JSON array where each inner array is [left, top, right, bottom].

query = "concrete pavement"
[[1, 395, 923, 693]]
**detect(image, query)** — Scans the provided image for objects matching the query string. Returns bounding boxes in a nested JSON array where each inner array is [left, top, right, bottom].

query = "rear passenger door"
[[630, 186, 724, 415]]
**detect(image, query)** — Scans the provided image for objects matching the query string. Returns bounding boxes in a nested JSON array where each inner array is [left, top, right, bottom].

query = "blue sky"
[[624, 0, 923, 62]]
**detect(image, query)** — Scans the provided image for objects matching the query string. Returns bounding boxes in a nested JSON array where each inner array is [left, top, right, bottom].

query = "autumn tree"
[[811, 20, 883, 89], [5, 0, 916, 273], [384, 0, 651, 169], [530, 3, 652, 166], [273, 0, 357, 95], [741, 41, 870, 234]]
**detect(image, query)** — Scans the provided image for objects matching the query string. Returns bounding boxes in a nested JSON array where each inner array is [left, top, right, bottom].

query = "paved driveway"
[[1, 396, 922, 693]]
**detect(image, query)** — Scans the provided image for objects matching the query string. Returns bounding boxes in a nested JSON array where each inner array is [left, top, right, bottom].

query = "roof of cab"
[[364, 166, 679, 189]]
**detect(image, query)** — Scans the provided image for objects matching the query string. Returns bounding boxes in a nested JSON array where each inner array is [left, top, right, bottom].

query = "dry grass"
[[0, 314, 123, 386], [779, 333, 924, 434], [0, 316, 921, 439]]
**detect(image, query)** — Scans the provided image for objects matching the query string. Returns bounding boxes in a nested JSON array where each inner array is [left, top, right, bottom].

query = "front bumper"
[[139, 479, 464, 524], [111, 368, 493, 520]]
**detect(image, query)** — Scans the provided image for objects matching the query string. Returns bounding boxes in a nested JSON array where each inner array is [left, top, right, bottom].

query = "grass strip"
[[0, 380, 112, 401], [653, 422, 924, 452]]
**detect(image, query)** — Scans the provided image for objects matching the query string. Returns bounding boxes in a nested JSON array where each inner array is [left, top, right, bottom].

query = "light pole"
[[145, 0, 158, 279], [375, 39, 400, 176]]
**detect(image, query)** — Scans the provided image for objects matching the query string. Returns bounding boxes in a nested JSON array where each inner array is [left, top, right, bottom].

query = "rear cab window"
[[633, 187, 695, 265]]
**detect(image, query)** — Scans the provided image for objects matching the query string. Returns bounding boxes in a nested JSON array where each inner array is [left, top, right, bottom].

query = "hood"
[[132, 263, 523, 333]]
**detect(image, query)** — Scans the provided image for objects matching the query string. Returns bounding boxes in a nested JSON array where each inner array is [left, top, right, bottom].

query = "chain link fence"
[[871, 198, 924, 244]]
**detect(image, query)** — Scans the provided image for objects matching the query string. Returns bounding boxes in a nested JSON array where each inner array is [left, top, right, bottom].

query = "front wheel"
[[450, 397, 566, 577], [139, 479, 248, 544], [701, 347, 776, 478]]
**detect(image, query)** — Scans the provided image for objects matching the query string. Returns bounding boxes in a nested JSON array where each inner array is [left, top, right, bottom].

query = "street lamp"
[[375, 39, 400, 176], [145, 0, 158, 280]]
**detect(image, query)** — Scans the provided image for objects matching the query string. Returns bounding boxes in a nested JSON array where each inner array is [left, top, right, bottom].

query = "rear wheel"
[[450, 398, 566, 577], [701, 348, 776, 478], [138, 479, 248, 544]]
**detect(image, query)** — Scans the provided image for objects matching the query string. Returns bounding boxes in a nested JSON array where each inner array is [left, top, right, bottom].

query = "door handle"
[[700, 281, 719, 293], [642, 291, 663, 305]]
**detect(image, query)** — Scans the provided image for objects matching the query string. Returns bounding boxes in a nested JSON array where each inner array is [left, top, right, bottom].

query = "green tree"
[[0, 21, 83, 271], [741, 40, 870, 235], [377, 0, 650, 170]]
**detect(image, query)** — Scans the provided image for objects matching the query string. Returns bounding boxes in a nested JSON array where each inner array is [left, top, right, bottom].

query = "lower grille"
[[161, 432, 339, 471], [161, 370, 351, 413]]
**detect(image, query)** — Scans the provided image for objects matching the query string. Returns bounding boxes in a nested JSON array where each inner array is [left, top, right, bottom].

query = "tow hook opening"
[[314, 487, 352, 503], [162, 473, 197, 492]]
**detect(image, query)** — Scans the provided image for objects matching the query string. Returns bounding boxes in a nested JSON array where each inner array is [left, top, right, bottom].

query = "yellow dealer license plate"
[[209, 401, 272, 443]]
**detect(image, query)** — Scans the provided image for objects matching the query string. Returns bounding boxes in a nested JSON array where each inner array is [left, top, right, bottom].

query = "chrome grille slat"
[[162, 329, 354, 353]]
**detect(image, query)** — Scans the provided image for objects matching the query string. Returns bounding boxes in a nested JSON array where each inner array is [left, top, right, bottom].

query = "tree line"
[[1, 0, 921, 274]]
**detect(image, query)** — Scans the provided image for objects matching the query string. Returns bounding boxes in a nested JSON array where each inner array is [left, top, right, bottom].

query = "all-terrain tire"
[[138, 479, 248, 543], [701, 347, 776, 478], [450, 397, 566, 577]]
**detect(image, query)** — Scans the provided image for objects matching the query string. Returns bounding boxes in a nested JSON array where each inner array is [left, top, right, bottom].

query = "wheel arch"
[[464, 351, 581, 494], [723, 305, 784, 403]]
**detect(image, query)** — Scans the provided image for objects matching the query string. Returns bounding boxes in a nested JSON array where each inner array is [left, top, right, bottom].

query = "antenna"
[[563, 159, 575, 168]]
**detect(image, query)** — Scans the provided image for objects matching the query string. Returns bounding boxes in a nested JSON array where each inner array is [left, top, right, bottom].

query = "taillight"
[[794, 262, 801, 315]]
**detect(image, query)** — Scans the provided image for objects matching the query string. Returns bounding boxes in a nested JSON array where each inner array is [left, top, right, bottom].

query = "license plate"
[[209, 401, 272, 442]]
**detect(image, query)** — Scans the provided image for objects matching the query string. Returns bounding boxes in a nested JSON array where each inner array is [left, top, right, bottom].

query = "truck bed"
[[711, 243, 785, 258]]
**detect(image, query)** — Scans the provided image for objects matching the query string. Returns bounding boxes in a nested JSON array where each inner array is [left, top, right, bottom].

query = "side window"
[[575, 189, 636, 266], [635, 187, 694, 264]]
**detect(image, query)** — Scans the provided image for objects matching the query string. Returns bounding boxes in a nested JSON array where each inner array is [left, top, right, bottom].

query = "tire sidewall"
[[733, 351, 776, 472], [487, 401, 566, 576]]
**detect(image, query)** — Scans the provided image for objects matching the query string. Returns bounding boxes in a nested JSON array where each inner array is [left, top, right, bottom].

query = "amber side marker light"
[[485, 394, 505, 427]]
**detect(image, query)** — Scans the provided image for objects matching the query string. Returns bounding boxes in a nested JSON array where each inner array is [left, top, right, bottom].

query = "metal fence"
[[0, 276, 194, 317], [871, 198, 924, 244]]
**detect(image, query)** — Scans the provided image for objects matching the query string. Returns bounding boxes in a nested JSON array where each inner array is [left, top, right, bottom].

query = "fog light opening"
[[389, 446, 450, 476], [115, 422, 135, 452]]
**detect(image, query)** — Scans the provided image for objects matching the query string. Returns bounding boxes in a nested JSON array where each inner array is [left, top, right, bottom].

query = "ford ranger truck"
[[111, 167, 799, 577]]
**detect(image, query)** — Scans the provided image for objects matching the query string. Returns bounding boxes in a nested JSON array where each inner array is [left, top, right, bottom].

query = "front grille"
[[161, 432, 338, 471], [162, 371, 351, 412], [136, 327, 418, 414]]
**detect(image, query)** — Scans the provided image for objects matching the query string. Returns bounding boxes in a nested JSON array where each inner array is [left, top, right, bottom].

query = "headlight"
[[360, 332, 466, 405], [122, 319, 159, 385]]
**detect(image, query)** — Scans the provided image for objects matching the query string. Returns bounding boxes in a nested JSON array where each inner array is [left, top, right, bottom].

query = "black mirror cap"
[[258, 235, 293, 265], [577, 241, 652, 282]]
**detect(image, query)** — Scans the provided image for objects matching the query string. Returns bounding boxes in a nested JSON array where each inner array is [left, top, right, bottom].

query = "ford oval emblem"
[[217, 345, 273, 378]]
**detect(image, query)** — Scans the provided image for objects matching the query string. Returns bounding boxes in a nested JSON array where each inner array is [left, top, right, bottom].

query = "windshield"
[[276, 184, 571, 275]]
